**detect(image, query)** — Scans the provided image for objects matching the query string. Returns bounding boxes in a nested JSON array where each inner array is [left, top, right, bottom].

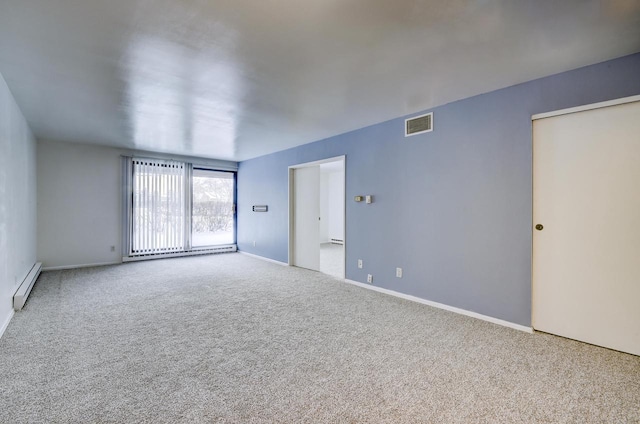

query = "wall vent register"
[[405, 112, 433, 136]]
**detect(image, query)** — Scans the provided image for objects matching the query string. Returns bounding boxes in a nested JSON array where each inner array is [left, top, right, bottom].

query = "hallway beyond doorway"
[[320, 242, 343, 279]]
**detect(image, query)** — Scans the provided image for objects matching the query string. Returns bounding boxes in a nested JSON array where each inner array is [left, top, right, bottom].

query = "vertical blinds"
[[131, 159, 188, 255]]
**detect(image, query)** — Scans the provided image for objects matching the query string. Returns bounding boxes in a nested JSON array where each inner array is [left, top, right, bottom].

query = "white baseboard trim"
[[344, 279, 533, 333], [238, 251, 289, 266], [0, 309, 15, 340], [42, 261, 122, 271]]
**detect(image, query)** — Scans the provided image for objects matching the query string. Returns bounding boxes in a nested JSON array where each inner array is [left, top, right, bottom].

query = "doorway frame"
[[288, 155, 346, 278]]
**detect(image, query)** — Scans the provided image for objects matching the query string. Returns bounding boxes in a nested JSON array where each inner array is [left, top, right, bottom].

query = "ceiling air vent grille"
[[405, 112, 433, 137]]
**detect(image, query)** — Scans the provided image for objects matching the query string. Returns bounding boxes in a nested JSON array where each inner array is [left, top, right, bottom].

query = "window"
[[124, 157, 236, 259], [192, 169, 235, 248]]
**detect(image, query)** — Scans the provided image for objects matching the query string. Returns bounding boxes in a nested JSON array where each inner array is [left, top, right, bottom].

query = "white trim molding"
[[238, 251, 289, 266], [345, 279, 533, 333], [532, 95, 640, 121], [0, 310, 15, 340], [287, 155, 346, 170]]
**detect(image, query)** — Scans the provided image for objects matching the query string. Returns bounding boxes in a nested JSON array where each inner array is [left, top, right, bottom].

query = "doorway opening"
[[288, 156, 345, 279]]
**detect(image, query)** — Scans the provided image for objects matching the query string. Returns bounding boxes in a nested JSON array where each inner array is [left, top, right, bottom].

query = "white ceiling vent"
[[405, 112, 433, 137]]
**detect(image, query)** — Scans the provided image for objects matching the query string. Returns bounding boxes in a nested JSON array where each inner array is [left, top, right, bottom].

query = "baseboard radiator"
[[14, 262, 42, 311], [123, 244, 237, 262]]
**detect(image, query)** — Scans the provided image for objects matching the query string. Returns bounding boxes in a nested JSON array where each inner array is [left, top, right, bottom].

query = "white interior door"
[[293, 166, 320, 271], [532, 99, 640, 356]]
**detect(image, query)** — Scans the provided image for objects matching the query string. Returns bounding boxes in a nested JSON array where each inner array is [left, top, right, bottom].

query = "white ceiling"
[[1, 1, 639, 162]]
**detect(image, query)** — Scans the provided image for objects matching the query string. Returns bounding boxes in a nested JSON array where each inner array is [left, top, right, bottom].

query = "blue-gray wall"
[[237, 53, 640, 327]]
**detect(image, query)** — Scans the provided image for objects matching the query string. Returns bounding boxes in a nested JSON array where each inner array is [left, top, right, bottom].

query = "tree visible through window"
[[191, 169, 235, 247]]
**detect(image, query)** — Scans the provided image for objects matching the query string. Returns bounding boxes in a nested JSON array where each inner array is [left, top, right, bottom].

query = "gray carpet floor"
[[0, 253, 638, 423]]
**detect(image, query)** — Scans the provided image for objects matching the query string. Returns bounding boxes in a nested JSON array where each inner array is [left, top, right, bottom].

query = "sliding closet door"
[[293, 166, 320, 271], [532, 99, 640, 356]]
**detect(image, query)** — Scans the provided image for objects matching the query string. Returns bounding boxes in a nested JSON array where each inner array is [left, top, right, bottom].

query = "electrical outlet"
[[110, 246, 115, 252], [396, 267, 403, 278], [358, 259, 363, 269], [367, 274, 373, 284]]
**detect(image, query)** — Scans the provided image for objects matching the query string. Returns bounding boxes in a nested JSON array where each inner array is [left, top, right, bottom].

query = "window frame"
[[122, 156, 237, 261]]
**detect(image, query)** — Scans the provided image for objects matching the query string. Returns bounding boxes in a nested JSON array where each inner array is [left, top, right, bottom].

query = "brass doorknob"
[[535, 224, 544, 231]]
